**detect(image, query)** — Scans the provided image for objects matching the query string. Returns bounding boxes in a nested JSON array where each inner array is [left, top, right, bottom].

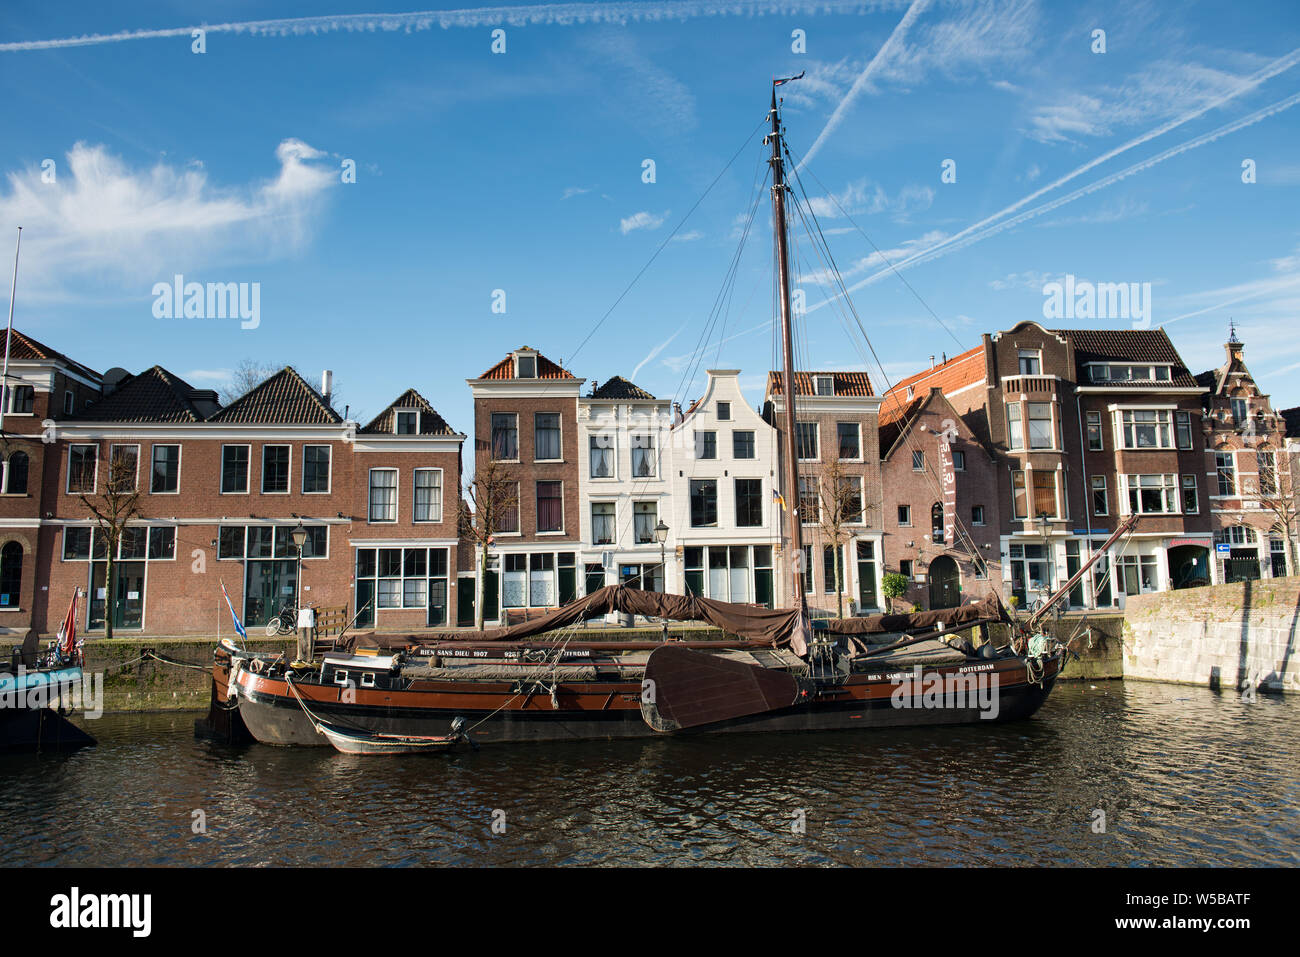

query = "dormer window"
[[1018, 350, 1041, 375], [814, 375, 834, 396], [516, 354, 537, 379], [1087, 363, 1172, 383], [395, 410, 419, 434]]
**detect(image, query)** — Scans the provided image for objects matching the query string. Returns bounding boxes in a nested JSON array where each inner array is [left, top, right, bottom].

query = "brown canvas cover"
[[343, 586, 1005, 653]]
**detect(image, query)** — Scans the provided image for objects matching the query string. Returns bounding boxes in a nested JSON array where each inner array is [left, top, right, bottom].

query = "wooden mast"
[[768, 85, 808, 618]]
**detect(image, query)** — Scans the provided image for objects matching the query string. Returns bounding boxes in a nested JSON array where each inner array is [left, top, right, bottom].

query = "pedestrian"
[[297, 604, 316, 662]]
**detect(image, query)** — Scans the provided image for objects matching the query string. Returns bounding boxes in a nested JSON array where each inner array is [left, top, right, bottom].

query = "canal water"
[[2, 681, 1296, 867]]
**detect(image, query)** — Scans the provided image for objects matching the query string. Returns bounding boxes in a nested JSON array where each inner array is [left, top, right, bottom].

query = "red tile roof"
[[883, 345, 985, 404], [478, 348, 575, 380], [766, 370, 875, 397], [5, 329, 101, 381]]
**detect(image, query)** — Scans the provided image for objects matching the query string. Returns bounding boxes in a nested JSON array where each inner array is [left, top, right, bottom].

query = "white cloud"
[[0, 139, 335, 299], [671, 230, 703, 242], [562, 186, 592, 200], [806, 178, 934, 222], [619, 210, 669, 235]]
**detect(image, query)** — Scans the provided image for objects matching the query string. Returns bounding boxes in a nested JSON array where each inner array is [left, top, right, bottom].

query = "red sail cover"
[[344, 585, 1004, 651]]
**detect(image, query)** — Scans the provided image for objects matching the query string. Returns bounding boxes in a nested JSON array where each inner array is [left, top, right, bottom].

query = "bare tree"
[[1255, 448, 1299, 575], [78, 448, 144, 640], [459, 459, 520, 630], [817, 458, 871, 618], [220, 359, 344, 412]]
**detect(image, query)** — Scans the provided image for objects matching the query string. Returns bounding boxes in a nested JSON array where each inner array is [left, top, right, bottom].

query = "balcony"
[[1002, 374, 1057, 396]]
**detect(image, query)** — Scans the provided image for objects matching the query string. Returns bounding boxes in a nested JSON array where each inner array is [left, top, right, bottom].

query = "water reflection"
[[1, 682, 1295, 866]]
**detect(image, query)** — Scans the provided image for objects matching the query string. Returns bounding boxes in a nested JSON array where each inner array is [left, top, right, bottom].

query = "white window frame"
[[149, 443, 182, 495], [302, 444, 332, 494], [368, 468, 399, 524], [535, 479, 565, 534], [412, 467, 444, 523], [534, 412, 563, 463], [260, 444, 292, 495], [591, 500, 616, 546], [394, 409, 420, 435], [108, 443, 141, 493], [796, 422, 819, 461], [630, 433, 656, 478], [1091, 475, 1108, 517], [589, 431, 616, 479], [490, 412, 520, 463], [1181, 474, 1198, 514], [220, 444, 251, 495], [1123, 473, 1178, 515], [836, 422, 862, 462]]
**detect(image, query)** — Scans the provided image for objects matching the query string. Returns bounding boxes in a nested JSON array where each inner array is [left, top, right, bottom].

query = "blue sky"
[[2, 0, 1299, 437]]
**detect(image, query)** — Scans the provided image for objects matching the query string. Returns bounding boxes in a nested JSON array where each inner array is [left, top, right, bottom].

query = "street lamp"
[[654, 520, 669, 593], [290, 521, 308, 609]]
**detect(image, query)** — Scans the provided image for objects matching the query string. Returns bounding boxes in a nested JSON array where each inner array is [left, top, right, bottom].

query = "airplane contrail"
[[0, 0, 897, 52], [798, 0, 932, 170], [807, 87, 1300, 313], [827, 43, 1300, 287]]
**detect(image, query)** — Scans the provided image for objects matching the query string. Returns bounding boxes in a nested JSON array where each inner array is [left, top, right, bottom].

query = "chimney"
[[321, 369, 333, 407], [673, 402, 683, 424], [929, 355, 936, 368]]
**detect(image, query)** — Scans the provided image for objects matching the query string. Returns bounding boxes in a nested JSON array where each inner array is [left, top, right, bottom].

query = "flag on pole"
[[221, 581, 247, 644], [56, 589, 79, 664], [772, 490, 786, 511]]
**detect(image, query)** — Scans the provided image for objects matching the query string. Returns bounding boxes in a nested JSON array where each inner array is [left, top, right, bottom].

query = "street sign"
[[1215, 542, 1231, 554]]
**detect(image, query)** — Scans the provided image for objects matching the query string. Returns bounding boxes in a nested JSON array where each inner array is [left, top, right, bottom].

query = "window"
[[814, 375, 834, 396], [529, 553, 555, 606], [838, 476, 864, 524], [63, 528, 91, 560], [589, 434, 614, 478], [1086, 411, 1103, 451], [931, 502, 943, 539], [413, 469, 442, 522], [0, 542, 21, 607], [717, 401, 731, 421], [912, 450, 924, 471], [953, 450, 966, 471], [802, 545, 814, 594], [1181, 475, 1198, 514], [221, 445, 249, 494], [302, 445, 330, 493], [694, 431, 717, 460], [1, 385, 34, 415], [148, 527, 177, 560], [1125, 474, 1177, 514], [491, 413, 518, 460], [494, 483, 520, 533], [689, 480, 717, 527], [1258, 451, 1277, 497], [218, 526, 245, 559], [1216, 452, 1236, 496], [1121, 410, 1173, 450], [799, 475, 819, 525], [634, 501, 658, 543], [64, 391, 74, 415], [1006, 403, 1024, 451], [796, 423, 818, 460], [395, 410, 419, 434], [3, 451, 28, 495], [150, 445, 179, 493], [261, 445, 290, 493], [1032, 471, 1058, 518], [1089, 364, 1171, 383], [631, 434, 656, 477], [104, 444, 137, 493], [1028, 403, 1054, 449], [368, 469, 397, 522], [585, 563, 605, 596], [536, 481, 563, 532], [356, 546, 448, 615], [898, 504, 911, 526], [972, 505, 985, 525], [735, 479, 763, 528], [1092, 476, 1108, 516], [1012, 470, 1028, 520], [733, 430, 755, 459], [823, 545, 846, 594], [837, 422, 860, 460], [592, 502, 615, 545], [1118, 554, 1159, 595], [899, 559, 914, 579], [1176, 411, 1193, 450], [1018, 349, 1041, 375], [535, 413, 561, 461], [516, 355, 537, 378], [1231, 397, 1248, 425]]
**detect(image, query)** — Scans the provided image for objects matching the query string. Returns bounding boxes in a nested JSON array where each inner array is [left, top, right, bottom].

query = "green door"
[[457, 577, 475, 626], [856, 541, 878, 610], [482, 568, 499, 622]]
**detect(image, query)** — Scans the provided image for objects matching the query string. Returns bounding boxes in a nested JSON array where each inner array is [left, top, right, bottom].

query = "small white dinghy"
[[316, 720, 468, 756]]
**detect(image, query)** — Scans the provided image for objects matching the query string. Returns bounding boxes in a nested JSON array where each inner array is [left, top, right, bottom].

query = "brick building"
[[1195, 333, 1295, 581], [467, 347, 583, 623], [764, 370, 883, 615], [876, 386, 1001, 611], [39, 362, 464, 636]]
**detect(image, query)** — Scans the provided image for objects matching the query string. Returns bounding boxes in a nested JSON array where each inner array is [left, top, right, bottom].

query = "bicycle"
[[265, 601, 299, 637]]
